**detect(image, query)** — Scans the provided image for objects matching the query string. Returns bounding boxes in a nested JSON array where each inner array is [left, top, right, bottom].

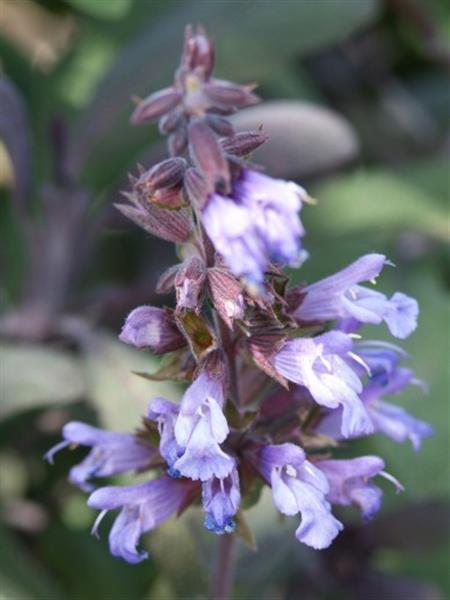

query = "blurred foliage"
[[0, 0, 449, 598]]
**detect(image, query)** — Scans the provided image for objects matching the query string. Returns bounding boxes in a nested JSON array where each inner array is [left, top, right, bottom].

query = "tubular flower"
[[173, 372, 234, 481], [119, 305, 185, 352], [202, 168, 306, 285], [292, 254, 418, 339], [202, 466, 241, 534], [257, 444, 343, 549], [317, 342, 433, 449], [274, 331, 373, 438], [317, 456, 403, 521], [45, 422, 155, 491], [88, 477, 196, 563]]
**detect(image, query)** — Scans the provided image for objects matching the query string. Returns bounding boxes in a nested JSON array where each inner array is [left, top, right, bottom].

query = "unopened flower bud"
[[168, 127, 188, 156], [136, 158, 187, 194], [191, 25, 215, 78], [175, 256, 206, 312], [188, 119, 230, 193], [202, 81, 259, 110], [181, 24, 215, 79], [159, 110, 184, 134], [131, 88, 182, 125], [152, 185, 186, 209], [184, 167, 209, 208], [119, 306, 186, 353], [221, 130, 268, 157], [205, 114, 234, 137]]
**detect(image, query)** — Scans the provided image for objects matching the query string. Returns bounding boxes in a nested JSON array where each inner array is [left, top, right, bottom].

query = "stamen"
[[380, 470, 404, 493], [91, 509, 108, 538], [348, 351, 371, 376], [302, 192, 318, 206], [319, 355, 332, 371], [348, 286, 358, 300], [43, 440, 71, 465]]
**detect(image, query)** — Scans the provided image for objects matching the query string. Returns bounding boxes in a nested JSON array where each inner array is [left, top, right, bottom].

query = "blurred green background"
[[0, 0, 449, 598]]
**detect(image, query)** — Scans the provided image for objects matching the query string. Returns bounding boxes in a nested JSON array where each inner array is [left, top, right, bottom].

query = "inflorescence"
[[46, 25, 432, 564]]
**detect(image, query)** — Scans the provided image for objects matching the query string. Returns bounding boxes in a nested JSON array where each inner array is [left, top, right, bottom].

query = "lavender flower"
[[172, 371, 234, 481], [317, 456, 403, 521], [147, 397, 181, 473], [293, 254, 418, 339], [361, 366, 433, 450], [257, 443, 343, 549], [318, 342, 433, 449], [201, 168, 306, 285], [119, 305, 185, 352], [45, 422, 154, 491], [202, 466, 240, 534], [274, 331, 373, 438], [88, 476, 196, 563]]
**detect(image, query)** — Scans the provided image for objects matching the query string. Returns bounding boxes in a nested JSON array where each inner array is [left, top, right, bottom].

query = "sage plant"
[[47, 25, 432, 595]]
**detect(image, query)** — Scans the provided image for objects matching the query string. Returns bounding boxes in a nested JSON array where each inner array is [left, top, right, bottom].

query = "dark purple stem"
[[211, 533, 236, 599], [215, 312, 241, 409]]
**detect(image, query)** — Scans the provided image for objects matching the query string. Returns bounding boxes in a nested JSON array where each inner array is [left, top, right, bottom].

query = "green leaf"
[[231, 101, 359, 180], [0, 526, 64, 600], [149, 513, 208, 597], [66, 0, 134, 20], [309, 169, 450, 243], [0, 343, 86, 418], [40, 522, 157, 600]]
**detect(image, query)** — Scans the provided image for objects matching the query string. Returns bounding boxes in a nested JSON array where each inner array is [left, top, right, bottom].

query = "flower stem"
[[211, 534, 236, 599]]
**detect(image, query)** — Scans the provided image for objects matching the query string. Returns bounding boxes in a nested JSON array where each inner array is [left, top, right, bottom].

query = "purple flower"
[[45, 422, 154, 491], [202, 168, 305, 285], [317, 456, 402, 521], [317, 342, 432, 449], [119, 305, 185, 352], [202, 466, 240, 534], [88, 476, 195, 563], [171, 372, 234, 481], [361, 367, 433, 451], [351, 340, 407, 378], [257, 443, 343, 550], [147, 398, 181, 474], [148, 372, 234, 481], [293, 254, 418, 339], [274, 331, 373, 438]]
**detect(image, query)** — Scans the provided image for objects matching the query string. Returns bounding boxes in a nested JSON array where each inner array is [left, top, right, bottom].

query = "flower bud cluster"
[[47, 26, 432, 564]]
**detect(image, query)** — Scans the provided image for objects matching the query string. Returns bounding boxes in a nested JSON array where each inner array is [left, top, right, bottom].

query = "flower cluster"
[[47, 25, 432, 564]]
